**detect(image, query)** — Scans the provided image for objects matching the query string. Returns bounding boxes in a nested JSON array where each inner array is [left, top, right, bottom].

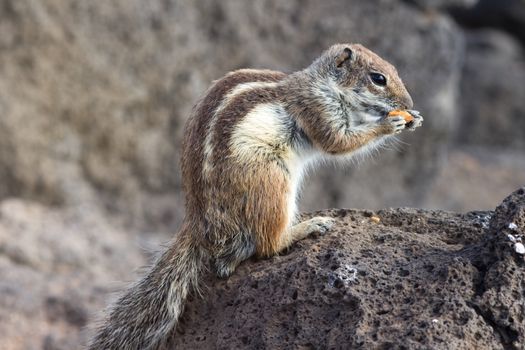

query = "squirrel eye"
[[370, 73, 387, 86]]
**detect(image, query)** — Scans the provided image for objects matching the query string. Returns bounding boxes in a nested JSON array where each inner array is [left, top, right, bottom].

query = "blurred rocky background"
[[0, 0, 524, 348]]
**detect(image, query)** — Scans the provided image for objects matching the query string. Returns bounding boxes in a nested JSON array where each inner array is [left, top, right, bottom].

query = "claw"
[[406, 110, 423, 130]]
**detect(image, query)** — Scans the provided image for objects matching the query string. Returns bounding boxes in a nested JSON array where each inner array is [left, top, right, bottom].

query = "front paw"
[[380, 116, 406, 135], [304, 216, 336, 236], [406, 110, 423, 131]]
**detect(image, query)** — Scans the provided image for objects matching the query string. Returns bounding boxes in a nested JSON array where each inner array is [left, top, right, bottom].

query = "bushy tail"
[[89, 228, 205, 350]]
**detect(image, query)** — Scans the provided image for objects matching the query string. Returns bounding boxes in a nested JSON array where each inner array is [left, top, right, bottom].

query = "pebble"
[[509, 222, 518, 230], [515, 243, 525, 255], [370, 216, 381, 223]]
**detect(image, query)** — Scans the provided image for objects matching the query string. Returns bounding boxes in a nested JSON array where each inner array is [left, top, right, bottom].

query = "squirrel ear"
[[335, 47, 353, 68]]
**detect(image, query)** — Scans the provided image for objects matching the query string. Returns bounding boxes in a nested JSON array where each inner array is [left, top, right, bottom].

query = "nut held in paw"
[[387, 110, 414, 123]]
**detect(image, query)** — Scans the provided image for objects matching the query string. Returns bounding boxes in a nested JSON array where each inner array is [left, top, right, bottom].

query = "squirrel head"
[[309, 43, 414, 116]]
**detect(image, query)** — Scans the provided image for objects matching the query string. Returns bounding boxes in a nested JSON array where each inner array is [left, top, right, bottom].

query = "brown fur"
[[182, 69, 286, 214], [89, 44, 422, 349]]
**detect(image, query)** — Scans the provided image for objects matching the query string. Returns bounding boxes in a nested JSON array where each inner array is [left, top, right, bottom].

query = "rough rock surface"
[[170, 189, 525, 350], [479, 187, 525, 349], [1, 189, 524, 349]]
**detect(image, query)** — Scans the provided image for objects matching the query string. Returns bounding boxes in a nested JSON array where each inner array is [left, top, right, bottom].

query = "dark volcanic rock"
[[475, 187, 525, 349], [170, 189, 525, 350], [2, 191, 525, 349]]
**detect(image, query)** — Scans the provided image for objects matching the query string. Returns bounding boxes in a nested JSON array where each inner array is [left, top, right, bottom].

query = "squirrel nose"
[[400, 93, 413, 110]]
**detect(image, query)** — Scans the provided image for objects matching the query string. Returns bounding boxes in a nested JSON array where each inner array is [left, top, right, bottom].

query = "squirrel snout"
[[400, 94, 414, 110]]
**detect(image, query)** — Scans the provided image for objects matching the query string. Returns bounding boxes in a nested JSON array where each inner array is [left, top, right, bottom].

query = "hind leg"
[[214, 233, 256, 278], [215, 217, 335, 277]]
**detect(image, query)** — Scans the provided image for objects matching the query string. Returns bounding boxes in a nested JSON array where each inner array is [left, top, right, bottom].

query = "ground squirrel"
[[89, 43, 423, 349]]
